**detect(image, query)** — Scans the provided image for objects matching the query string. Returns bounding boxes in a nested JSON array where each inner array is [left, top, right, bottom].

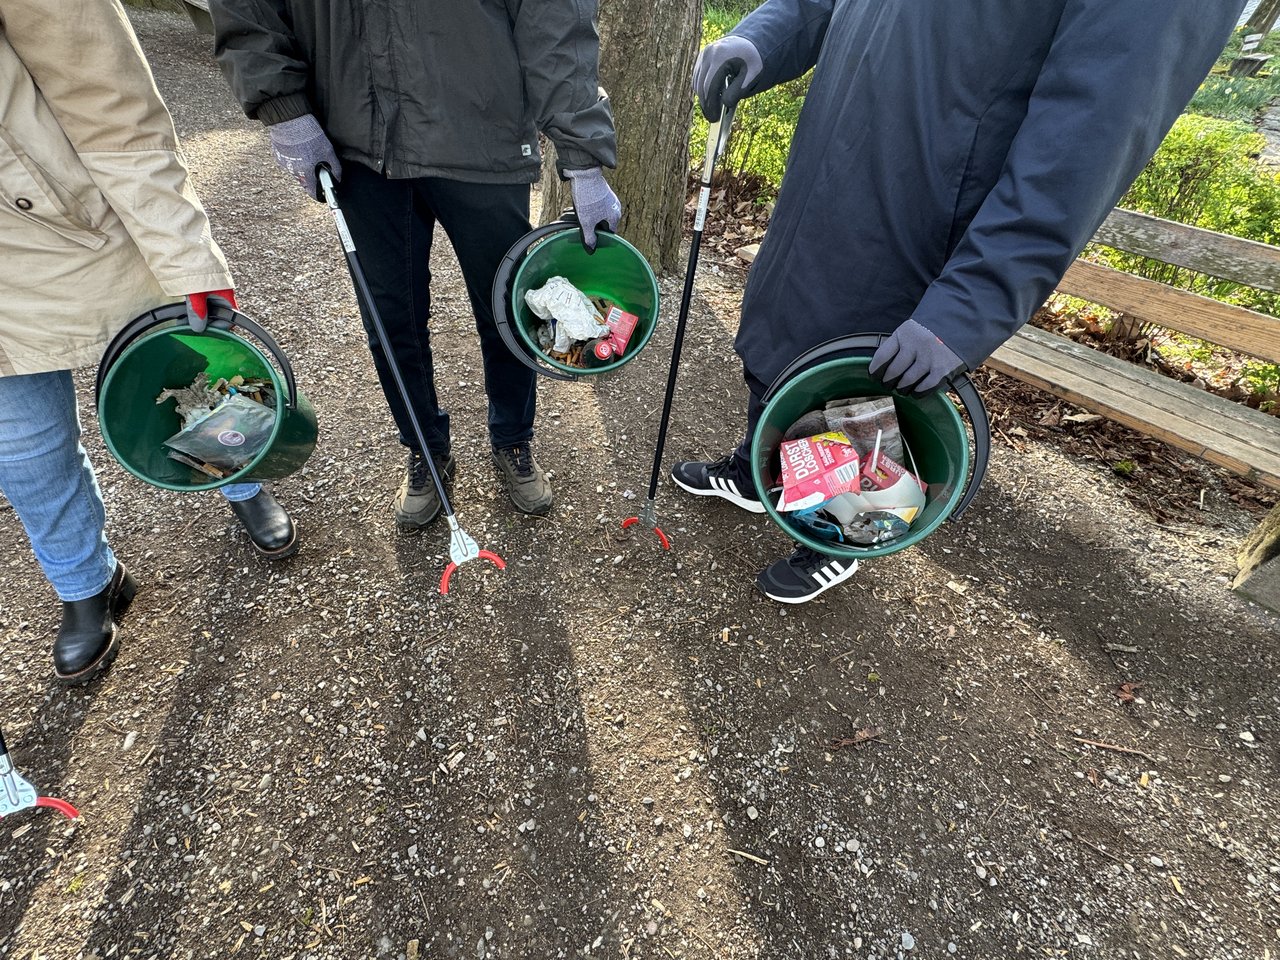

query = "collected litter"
[[156, 372, 276, 478], [524, 276, 637, 368], [775, 396, 925, 546]]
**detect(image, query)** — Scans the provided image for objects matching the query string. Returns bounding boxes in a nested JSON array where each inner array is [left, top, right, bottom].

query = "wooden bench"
[[987, 207, 1280, 612]]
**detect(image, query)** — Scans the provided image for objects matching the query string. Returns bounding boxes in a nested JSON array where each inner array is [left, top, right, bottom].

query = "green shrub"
[[1189, 74, 1280, 122], [691, 7, 810, 199], [1098, 114, 1280, 312], [1091, 114, 1280, 402]]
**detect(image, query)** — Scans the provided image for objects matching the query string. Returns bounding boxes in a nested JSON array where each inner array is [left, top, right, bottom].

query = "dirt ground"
[[2, 10, 1278, 960]]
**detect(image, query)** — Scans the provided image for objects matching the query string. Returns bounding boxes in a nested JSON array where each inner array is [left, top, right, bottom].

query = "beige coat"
[[0, 0, 232, 377]]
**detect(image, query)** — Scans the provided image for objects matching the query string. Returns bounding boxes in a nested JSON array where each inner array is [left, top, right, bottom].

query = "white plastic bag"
[[524, 277, 610, 353]]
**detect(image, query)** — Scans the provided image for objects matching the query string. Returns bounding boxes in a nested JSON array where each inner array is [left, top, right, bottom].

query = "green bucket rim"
[[99, 324, 294, 493], [750, 357, 971, 559], [510, 230, 660, 376]]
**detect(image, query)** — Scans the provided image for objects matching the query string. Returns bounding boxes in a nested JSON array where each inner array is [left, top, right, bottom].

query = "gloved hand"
[[186, 289, 238, 333], [868, 319, 965, 396], [267, 114, 341, 201], [564, 167, 622, 252], [692, 35, 763, 122]]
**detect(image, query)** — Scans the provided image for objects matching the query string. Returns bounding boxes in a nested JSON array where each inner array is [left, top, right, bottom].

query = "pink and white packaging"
[[777, 432, 862, 512]]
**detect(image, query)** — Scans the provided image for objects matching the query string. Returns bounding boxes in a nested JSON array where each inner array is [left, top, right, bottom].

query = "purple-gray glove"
[[692, 35, 763, 122], [565, 167, 622, 252], [267, 114, 341, 201], [869, 319, 965, 396]]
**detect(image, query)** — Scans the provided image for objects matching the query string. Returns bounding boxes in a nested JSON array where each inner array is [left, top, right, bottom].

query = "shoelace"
[[792, 546, 831, 572], [499, 444, 534, 478], [407, 451, 439, 490]]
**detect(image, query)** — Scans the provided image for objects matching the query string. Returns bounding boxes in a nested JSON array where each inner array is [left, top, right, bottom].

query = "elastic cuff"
[[256, 94, 314, 126]]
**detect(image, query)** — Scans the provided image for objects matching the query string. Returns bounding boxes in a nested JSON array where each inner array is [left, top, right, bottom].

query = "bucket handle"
[[94, 301, 302, 411], [761, 334, 991, 521], [491, 213, 613, 383]]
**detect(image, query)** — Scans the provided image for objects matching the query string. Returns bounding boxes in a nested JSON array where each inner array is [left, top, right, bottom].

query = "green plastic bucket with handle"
[[491, 219, 660, 381], [95, 301, 317, 492], [751, 334, 991, 559]]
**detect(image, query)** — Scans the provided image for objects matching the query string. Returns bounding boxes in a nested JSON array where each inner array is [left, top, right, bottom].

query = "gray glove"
[[267, 114, 341, 201], [869, 319, 965, 396], [692, 35, 763, 122], [565, 167, 622, 252]]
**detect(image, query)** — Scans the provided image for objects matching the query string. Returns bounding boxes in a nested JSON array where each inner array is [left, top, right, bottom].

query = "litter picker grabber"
[[317, 167, 505, 594], [0, 726, 78, 822], [623, 100, 737, 550]]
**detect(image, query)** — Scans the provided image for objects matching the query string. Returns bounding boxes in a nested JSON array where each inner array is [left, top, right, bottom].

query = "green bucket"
[[492, 221, 660, 380], [95, 302, 318, 492], [751, 335, 990, 559]]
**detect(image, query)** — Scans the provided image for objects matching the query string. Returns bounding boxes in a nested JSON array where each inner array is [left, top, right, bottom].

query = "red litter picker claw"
[[0, 726, 79, 822], [621, 500, 670, 551]]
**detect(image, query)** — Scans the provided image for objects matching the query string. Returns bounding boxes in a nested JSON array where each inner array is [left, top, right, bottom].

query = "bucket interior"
[[751, 358, 970, 559], [510, 231, 659, 375], [99, 327, 287, 492]]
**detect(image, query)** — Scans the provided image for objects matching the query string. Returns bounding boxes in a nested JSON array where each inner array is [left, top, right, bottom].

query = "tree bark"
[[540, 0, 704, 274]]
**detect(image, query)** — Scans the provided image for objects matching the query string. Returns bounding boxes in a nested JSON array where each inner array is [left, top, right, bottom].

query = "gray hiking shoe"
[[395, 449, 455, 531], [493, 442, 553, 516]]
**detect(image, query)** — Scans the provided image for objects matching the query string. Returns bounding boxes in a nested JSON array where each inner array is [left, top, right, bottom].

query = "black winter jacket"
[[209, 0, 617, 183]]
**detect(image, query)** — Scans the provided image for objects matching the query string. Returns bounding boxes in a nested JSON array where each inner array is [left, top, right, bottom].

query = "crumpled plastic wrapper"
[[524, 277, 609, 353]]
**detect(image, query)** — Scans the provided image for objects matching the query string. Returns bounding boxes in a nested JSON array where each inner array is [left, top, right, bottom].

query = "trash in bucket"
[[158, 373, 279, 478], [524, 277, 641, 369], [97, 302, 318, 492], [752, 341, 990, 561], [493, 224, 660, 380], [774, 399, 928, 546]]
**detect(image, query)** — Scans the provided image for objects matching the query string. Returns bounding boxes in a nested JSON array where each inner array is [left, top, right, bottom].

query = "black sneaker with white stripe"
[[757, 547, 859, 604], [671, 454, 765, 514]]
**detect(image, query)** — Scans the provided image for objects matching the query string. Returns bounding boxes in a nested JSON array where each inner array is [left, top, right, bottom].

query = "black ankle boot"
[[229, 489, 299, 558], [54, 563, 136, 684]]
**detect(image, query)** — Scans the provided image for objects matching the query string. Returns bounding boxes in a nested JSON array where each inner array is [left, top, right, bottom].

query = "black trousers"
[[335, 161, 537, 456], [732, 372, 770, 478]]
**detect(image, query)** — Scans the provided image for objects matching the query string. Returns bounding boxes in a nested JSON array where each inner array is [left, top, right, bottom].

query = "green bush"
[[691, 7, 810, 199], [1099, 114, 1280, 313], [1091, 113, 1280, 403], [1189, 74, 1280, 122]]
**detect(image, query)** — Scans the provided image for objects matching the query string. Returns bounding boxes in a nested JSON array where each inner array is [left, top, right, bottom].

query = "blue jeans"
[[0, 371, 259, 601]]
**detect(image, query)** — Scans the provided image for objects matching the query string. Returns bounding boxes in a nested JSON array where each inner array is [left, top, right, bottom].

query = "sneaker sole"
[[395, 509, 443, 533], [671, 473, 766, 514], [760, 559, 860, 604]]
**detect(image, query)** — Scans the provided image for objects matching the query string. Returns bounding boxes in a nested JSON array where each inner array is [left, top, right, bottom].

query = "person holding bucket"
[[209, 1, 622, 527], [0, 0, 298, 683], [675, 0, 1243, 604]]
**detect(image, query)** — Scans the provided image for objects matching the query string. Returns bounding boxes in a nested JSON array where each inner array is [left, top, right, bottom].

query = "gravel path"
[[1, 10, 1277, 960]]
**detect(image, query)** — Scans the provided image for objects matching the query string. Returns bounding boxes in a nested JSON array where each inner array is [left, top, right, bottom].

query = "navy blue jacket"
[[732, 0, 1243, 386]]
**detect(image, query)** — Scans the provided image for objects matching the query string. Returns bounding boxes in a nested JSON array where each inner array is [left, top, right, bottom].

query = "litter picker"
[[317, 167, 505, 594], [0, 726, 78, 822], [623, 99, 737, 550]]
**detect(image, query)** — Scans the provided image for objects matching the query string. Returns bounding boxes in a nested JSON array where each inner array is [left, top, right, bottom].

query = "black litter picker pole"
[[623, 99, 737, 550], [317, 167, 505, 594]]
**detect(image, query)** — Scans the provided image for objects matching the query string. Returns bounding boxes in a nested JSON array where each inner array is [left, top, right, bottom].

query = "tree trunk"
[[539, 0, 704, 274]]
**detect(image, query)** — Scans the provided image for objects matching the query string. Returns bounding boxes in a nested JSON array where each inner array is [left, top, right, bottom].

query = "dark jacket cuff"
[[255, 94, 313, 126]]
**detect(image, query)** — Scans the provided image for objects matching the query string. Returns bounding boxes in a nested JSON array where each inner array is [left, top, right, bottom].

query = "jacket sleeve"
[[0, 0, 232, 296], [731, 0, 835, 93], [209, 0, 313, 124], [911, 0, 1244, 370], [510, 0, 617, 172]]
